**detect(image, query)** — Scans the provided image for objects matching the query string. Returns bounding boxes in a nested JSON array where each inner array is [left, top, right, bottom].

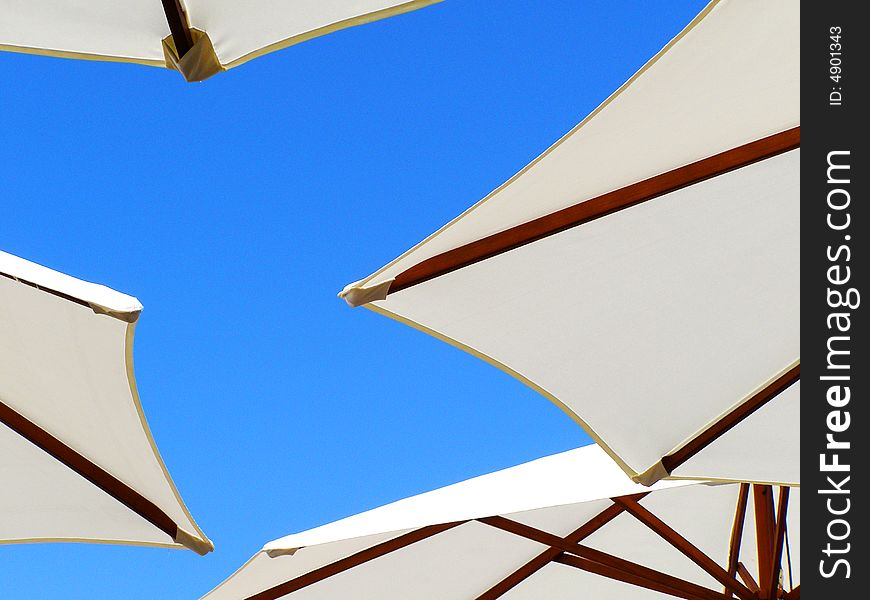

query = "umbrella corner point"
[[88, 303, 141, 323], [175, 528, 215, 556], [631, 462, 670, 487], [265, 547, 299, 558], [339, 279, 394, 308]]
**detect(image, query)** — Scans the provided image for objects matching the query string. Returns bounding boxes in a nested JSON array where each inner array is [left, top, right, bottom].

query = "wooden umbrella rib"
[[567, 545, 725, 600], [725, 483, 750, 597], [478, 514, 725, 600], [246, 522, 465, 600], [476, 498, 643, 599], [554, 554, 719, 600], [767, 487, 790, 600], [570, 493, 649, 537], [0, 271, 140, 322], [555, 553, 726, 600], [554, 554, 724, 600], [0, 271, 92, 311], [160, 0, 195, 57], [661, 365, 800, 475], [612, 496, 754, 600], [478, 493, 649, 599], [736, 563, 760, 594], [783, 517, 794, 592], [0, 399, 178, 541], [388, 127, 800, 295]]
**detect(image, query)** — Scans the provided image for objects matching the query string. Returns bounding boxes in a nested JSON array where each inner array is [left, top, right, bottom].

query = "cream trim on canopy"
[[0, 250, 144, 319], [123, 321, 213, 554], [0, 0, 442, 78], [218, 0, 442, 70], [366, 302, 800, 489]]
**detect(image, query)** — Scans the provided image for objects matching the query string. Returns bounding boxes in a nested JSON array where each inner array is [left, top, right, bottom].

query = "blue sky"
[[1, 1, 708, 597]]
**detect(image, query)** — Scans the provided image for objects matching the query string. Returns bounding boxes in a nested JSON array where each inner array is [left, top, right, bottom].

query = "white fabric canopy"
[[204, 445, 799, 599], [341, 0, 800, 485], [0, 250, 212, 554], [1, 0, 439, 78], [671, 382, 799, 486]]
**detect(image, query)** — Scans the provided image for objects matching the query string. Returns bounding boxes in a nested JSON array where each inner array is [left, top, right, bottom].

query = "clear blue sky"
[[1, 2, 708, 597]]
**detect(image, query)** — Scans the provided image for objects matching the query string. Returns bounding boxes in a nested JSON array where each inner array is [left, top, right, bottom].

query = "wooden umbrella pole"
[[752, 485, 776, 598]]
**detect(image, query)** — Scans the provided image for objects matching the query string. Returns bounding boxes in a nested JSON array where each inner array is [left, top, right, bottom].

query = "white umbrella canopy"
[[0, 250, 212, 554], [340, 0, 800, 486], [1, 0, 440, 81], [203, 445, 799, 599]]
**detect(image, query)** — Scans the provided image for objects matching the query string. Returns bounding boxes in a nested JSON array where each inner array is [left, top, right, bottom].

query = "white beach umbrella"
[[1, 0, 440, 81], [0, 250, 212, 554], [203, 445, 799, 599], [340, 0, 800, 486]]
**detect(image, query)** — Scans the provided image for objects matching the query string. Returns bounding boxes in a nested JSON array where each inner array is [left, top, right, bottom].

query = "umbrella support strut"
[[477, 496, 646, 599], [0, 399, 181, 545], [768, 487, 790, 599], [737, 563, 760, 593], [613, 496, 754, 600], [752, 484, 791, 600], [160, 0, 195, 57], [659, 366, 799, 480], [243, 489, 797, 600], [725, 483, 751, 597], [554, 553, 721, 600], [385, 127, 800, 295], [728, 485, 795, 600], [480, 515, 725, 600]]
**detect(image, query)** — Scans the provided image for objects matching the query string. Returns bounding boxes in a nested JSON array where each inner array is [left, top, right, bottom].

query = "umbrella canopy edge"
[[120, 313, 214, 554], [202, 446, 799, 599], [220, 0, 444, 71], [366, 302, 800, 488], [0, 43, 165, 68], [339, 0, 726, 298], [0, 0, 443, 80], [365, 302, 643, 482]]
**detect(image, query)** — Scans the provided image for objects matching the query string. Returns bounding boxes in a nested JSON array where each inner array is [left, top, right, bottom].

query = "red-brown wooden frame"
[[242, 486, 796, 599]]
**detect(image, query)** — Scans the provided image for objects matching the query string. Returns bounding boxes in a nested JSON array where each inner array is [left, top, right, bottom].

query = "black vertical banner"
[[802, 1, 866, 596]]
